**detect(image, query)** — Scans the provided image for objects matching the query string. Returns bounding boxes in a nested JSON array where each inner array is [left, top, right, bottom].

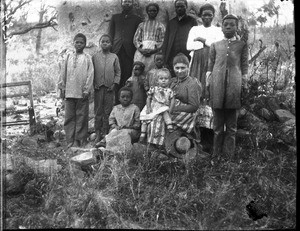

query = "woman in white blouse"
[[186, 3, 223, 100]]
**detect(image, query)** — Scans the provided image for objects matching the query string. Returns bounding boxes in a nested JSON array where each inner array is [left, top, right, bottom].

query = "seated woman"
[[146, 52, 202, 147]]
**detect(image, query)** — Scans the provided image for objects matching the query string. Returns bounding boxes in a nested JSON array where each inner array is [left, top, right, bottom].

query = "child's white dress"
[[140, 86, 174, 121]]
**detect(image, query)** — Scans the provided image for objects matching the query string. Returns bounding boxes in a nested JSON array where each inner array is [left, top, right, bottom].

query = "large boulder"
[[274, 109, 295, 123], [105, 129, 133, 154], [70, 149, 101, 166]]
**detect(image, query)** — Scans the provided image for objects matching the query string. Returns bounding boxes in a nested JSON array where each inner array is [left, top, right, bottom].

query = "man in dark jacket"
[[162, 0, 197, 74], [108, 0, 142, 102]]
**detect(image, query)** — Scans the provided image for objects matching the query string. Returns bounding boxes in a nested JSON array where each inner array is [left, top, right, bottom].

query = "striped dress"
[[133, 19, 165, 73]]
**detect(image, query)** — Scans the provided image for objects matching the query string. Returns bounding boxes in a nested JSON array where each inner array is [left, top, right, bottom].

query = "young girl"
[[144, 52, 165, 92], [139, 68, 175, 143], [95, 87, 140, 147], [92, 34, 121, 142], [126, 61, 146, 111]]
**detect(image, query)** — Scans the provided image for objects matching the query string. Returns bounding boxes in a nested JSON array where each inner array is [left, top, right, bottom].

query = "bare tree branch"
[[5, 0, 32, 25], [8, 16, 57, 37]]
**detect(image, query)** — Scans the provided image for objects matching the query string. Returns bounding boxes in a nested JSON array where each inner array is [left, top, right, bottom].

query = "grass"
[[3, 134, 297, 229]]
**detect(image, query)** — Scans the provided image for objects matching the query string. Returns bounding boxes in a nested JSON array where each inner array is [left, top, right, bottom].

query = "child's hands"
[[146, 107, 152, 114], [108, 84, 116, 92], [82, 92, 89, 100]]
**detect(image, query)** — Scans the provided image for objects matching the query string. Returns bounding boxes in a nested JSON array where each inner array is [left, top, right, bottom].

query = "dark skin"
[[194, 9, 214, 45], [110, 90, 139, 130], [138, 5, 160, 57], [61, 37, 88, 100], [175, 0, 187, 17], [121, 0, 133, 13], [98, 36, 116, 92]]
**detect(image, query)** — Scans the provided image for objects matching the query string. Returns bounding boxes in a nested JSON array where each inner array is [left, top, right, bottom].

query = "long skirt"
[[189, 47, 210, 99], [147, 110, 198, 146]]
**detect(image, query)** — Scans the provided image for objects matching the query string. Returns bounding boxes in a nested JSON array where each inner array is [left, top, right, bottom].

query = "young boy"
[[126, 61, 146, 111], [144, 52, 165, 92], [95, 87, 141, 147], [206, 14, 248, 157], [92, 34, 121, 142], [57, 33, 94, 148]]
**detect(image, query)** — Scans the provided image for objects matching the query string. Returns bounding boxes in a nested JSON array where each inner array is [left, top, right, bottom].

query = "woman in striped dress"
[[133, 3, 165, 73], [147, 53, 201, 147]]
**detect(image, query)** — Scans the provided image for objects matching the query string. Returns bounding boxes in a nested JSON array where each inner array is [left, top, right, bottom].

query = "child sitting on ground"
[[95, 87, 141, 147], [126, 61, 146, 111], [144, 51, 166, 92], [139, 68, 175, 142]]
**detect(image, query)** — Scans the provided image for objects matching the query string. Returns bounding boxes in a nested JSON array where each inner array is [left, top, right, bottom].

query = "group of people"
[[57, 0, 249, 158]]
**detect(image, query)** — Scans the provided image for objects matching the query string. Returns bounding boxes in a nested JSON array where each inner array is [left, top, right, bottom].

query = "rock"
[[105, 129, 132, 154], [279, 119, 296, 145], [24, 157, 62, 175], [70, 151, 98, 165], [5, 166, 35, 195], [258, 108, 274, 121], [266, 97, 281, 113], [274, 109, 295, 123], [21, 137, 38, 148], [238, 110, 268, 132]]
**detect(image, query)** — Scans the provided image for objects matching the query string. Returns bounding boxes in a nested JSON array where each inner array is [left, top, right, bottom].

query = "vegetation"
[[2, 0, 295, 229]]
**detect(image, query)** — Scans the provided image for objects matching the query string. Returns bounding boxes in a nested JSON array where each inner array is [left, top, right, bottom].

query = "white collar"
[[224, 36, 237, 42]]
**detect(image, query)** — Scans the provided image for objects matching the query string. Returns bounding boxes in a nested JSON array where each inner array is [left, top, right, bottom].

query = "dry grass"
[[3, 135, 296, 229]]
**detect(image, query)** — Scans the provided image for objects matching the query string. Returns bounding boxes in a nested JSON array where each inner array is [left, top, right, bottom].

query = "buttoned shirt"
[[109, 104, 141, 129], [92, 50, 121, 88], [58, 52, 94, 98]]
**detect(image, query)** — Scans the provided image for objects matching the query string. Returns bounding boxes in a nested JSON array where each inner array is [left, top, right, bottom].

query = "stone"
[[266, 97, 281, 113], [279, 119, 296, 145], [70, 151, 98, 165], [5, 166, 35, 195], [258, 108, 274, 121], [275, 109, 295, 123], [24, 157, 62, 175], [105, 129, 132, 154], [21, 137, 38, 148]]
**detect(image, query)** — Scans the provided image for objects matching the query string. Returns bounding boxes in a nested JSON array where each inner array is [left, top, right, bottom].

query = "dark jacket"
[[162, 14, 197, 65], [108, 11, 142, 58], [208, 39, 248, 109]]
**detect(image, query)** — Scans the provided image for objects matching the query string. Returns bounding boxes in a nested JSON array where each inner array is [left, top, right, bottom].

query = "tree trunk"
[[36, 6, 46, 55]]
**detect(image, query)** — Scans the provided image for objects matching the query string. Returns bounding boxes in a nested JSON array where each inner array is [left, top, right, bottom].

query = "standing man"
[[162, 0, 197, 74], [108, 0, 142, 103]]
